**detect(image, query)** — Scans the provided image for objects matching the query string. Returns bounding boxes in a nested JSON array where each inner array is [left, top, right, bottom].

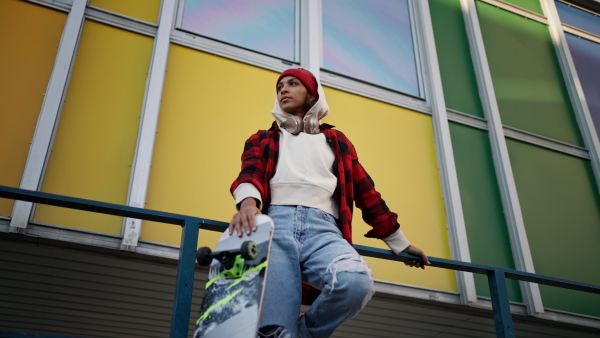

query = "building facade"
[[1, 0, 599, 337]]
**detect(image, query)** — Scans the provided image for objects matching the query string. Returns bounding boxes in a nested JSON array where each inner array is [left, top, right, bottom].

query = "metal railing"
[[1, 185, 599, 338]]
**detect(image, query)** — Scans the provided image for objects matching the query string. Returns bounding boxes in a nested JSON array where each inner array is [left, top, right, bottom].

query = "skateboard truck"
[[196, 241, 259, 278]]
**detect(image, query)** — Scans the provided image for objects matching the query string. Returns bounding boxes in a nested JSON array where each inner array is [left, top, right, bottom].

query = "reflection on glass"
[[322, 0, 419, 96], [565, 33, 600, 138], [555, 1, 600, 37], [180, 0, 295, 61]]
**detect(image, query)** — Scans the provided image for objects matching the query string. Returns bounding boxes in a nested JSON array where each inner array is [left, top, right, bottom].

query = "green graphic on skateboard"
[[193, 215, 274, 338]]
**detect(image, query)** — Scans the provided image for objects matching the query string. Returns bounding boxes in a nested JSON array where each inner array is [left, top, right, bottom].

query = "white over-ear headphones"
[[281, 116, 320, 135]]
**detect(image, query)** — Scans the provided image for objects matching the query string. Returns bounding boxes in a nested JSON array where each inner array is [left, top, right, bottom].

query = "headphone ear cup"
[[281, 116, 303, 135], [305, 116, 319, 134]]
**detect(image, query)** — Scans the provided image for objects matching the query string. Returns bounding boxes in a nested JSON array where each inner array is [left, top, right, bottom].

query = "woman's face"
[[277, 76, 309, 117]]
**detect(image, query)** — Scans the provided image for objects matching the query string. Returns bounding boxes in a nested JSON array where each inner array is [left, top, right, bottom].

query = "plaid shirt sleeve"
[[230, 132, 267, 203], [230, 125, 279, 214], [341, 132, 400, 239]]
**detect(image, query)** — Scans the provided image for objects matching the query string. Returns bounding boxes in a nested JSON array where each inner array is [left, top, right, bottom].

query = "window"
[[322, 0, 420, 96], [566, 33, 600, 138], [555, 0, 600, 36], [556, 1, 600, 139], [180, 0, 296, 61]]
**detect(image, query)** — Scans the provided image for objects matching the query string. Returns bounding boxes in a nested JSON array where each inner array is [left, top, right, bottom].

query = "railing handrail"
[[354, 245, 600, 294], [1, 185, 599, 338]]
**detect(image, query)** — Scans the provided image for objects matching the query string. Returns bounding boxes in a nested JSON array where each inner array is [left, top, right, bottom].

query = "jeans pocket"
[[315, 209, 342, 237], [315, 208, 334, 223]]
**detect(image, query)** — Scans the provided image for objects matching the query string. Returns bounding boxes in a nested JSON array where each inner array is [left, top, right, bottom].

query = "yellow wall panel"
[[142, 45, 276, 247], [89, 0, 161, 24], [0, 1, 66, 217], [145, 45, 453, 290], [325, 88, 455, 291], [34, 21, 153, 233]]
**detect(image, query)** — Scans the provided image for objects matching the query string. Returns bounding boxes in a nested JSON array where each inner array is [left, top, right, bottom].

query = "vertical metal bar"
[[170, 217, 200, 338], [9, 0, 88, 231], [460, 0, 544, 316], [293, 0, 301, 63], [487, 269, 515, 338], [121, 0, 177, 250], [412, 0, 477, 306], [300, 0, 322, 79]]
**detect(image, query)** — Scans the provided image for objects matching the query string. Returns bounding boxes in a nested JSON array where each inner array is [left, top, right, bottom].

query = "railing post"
[[170, 217, 201, 338], [487, 269, 515, 338]]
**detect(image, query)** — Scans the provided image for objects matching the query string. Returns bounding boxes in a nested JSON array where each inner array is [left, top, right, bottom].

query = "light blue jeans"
[[259, 206, 375, 338]]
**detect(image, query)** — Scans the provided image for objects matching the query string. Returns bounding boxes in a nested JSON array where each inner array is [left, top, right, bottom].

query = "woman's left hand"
[[402, 245, 431, 269]]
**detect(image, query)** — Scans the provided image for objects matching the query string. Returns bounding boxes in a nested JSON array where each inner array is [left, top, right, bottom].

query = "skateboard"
[[193, 215, 274, 338]]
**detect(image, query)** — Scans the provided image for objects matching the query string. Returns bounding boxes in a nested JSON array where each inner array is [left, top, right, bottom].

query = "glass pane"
[[555, 1, 600, 36], [35, 22, 153, 234], [180, 0, 295, 61], [430, 0, 484, 117], [566, 33, 600, 139], [501, 0, 544, 15], [322, 0, 420, 96], [449, 123, 521, 301], [477, 1, 584, 146], [89, 0, 160, 24], [0, 1, 66, 216], [507, 138, 600, 317]]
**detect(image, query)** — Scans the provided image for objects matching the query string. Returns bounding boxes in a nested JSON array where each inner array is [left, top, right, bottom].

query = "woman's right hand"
[[229, 198, 262, 237]]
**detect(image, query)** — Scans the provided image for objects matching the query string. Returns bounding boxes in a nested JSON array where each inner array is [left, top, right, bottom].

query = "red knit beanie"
[[276, 68, 319, 100]]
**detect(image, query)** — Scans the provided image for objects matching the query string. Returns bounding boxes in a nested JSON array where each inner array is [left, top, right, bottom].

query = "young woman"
[[229, 68, 430, 338]]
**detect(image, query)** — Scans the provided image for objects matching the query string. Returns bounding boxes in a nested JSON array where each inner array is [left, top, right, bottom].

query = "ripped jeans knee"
[[297, 254, 375, 338], [325, 254, 375, 308]]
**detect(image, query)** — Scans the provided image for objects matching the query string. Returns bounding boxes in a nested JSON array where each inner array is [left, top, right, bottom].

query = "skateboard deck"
[[193, 215, 274, 338]]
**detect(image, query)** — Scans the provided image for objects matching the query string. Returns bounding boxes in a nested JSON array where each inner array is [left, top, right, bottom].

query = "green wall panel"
[[500, 0, 544, 15], [477, 2, 584, 147], [430, 0, 484, 118], [507, 138, 600, 316], [450, 122, 521, 302]]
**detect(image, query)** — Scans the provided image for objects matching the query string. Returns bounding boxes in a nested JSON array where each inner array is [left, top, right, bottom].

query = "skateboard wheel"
[[196, 247, 213, 266], [240, 241, 258, 260]]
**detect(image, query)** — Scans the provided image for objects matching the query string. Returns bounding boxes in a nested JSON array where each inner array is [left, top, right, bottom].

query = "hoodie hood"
[[271, 72, 329, 128]]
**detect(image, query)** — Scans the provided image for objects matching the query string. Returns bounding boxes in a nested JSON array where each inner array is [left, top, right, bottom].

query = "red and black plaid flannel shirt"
[[230, 121, 400, 244]]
